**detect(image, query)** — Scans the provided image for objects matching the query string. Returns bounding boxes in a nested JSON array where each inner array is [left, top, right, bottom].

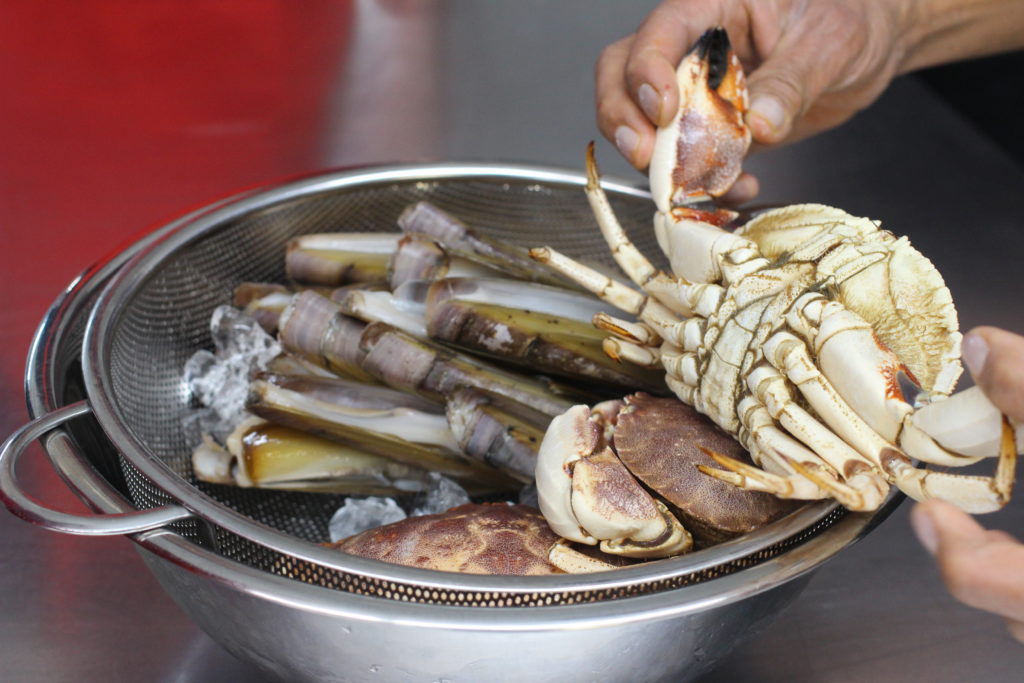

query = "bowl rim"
[[68, 161, 896, 598]]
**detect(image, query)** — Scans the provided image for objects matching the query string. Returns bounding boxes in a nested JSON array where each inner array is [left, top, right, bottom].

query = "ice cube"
[[329, 497, 407, 543], [211, 304, 280, 362], [182, 306, 282, 445], [410, 473, 470, 517], [183, 350, 226, 407]]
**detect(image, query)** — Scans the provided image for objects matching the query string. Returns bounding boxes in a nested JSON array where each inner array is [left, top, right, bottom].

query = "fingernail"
[[638, 83, 661, 122], [962, 333, 989, 379], [614, 125, 639, 161], [911, 506, 939, 555], [748, 95, 786, 138]]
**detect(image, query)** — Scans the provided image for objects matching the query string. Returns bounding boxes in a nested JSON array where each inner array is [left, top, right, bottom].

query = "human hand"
[[596, 0, 1024, 203], [596, 0, 909, 202], [911, 326, 1024, 641]]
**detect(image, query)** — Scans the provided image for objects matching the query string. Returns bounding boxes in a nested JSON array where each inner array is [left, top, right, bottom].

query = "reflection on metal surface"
[[325, 0, 442, 167]]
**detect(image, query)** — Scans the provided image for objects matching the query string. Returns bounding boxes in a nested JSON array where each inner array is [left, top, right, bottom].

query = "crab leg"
[[782, 293, 1017, 465], [583, 143, 726, 316], [911, 386, 1024, 456], [763, 302, 1017, 511], [746, 364, 889, 510]]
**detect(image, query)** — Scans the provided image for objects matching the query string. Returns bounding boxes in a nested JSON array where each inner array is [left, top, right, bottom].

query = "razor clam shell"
[[357, 322, 575, 418], [234, 283, 341, 333], [397, 201, 576, 289], [232, 418, 430, 494], [192, 418, 430, 494], [265, 353, 341, 379], [233, 282, 291, 308], [387, 233, 499, 289], [286, 232, 398, 286], [445, 387, 549, 482], [246, 376, 516, 492], [278, 291, 377, 383], [425, 278, 667, 391], [332, 287, 428, 338], [257, 372, 442, 415]]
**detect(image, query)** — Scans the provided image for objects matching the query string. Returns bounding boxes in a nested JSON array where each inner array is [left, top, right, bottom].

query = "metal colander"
[[77, 163, 850, 608]]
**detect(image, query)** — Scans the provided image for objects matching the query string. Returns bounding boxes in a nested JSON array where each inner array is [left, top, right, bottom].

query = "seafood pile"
[[188, 184, 797, 572], [532, 27, 1021, 559], [186, 192, 799, 573], [189, 200, 667, 499], [190, 25, 1021, 574]]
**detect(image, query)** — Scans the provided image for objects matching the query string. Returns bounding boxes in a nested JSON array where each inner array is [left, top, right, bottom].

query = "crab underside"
[[532, 27, 1021, 559]]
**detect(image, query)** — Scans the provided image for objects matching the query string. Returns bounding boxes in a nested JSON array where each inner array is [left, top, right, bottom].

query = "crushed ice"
[[328, 473, 471, 542], [410, 473, 471, 516], [182, 305, 281, 444], [329, 497, 408, 543]]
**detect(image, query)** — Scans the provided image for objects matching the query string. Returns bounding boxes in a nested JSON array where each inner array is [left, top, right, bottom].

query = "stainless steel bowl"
[[2, 164, 899, 682]]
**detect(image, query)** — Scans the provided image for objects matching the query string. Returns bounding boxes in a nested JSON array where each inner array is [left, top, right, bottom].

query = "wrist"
[[898, 0, 1024, 74]]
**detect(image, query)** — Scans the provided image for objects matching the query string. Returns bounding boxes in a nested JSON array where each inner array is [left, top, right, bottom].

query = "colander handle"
[[0, 401, 194, 535]]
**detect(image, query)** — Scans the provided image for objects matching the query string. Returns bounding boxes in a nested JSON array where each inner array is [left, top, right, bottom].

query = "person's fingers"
[[744, 35, 833, 145], [718, 172, 759, 206], [624, 1, 726, 127], [595, 36, 657, 169], [1006, 619, 1024, 644], [912, 499, 1024, 622], [961, 326, 1024, 423]]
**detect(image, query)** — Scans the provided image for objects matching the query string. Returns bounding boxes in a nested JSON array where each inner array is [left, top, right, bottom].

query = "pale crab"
[[532, 27, 1021, 558]]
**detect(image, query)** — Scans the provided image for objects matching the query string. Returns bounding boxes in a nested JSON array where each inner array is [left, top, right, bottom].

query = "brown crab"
[[536, 394, 800, 559], [328, 503, 622, 575]]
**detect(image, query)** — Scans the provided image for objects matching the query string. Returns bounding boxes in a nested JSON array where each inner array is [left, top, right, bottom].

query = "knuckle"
[[594, 100, 618, 134]]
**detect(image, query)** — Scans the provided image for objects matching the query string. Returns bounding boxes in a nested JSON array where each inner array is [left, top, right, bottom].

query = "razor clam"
[[398, 201, 576, 289], [425, 277, 667, 391], [387, 233, 499, 289], [279, 291, 578, 416], [445, 387, 551, 482], [278, 290, 378, 383], [266, 352, 340, 378], [286, 233, 398, 286], [233, 282, 292, 332], [357, 321, 575, 417], [234, 283, 351, 333], [331, 286, 428, 338], [192, 416, 431, 494], [246, 373, 517, 493]]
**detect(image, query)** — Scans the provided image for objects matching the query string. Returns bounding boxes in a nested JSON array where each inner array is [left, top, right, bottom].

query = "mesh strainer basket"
[[4, 163, 899, 682]]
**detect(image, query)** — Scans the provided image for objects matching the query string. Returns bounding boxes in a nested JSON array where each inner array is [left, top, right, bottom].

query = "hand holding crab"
[[532, 28, 1021, 561], [597, 0, 1024, 201], [912, 326, 1024, 643]]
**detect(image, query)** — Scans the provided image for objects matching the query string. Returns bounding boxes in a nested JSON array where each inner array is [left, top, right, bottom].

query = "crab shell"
[[328, 503, 566, 575], [536, 394, 801, 558], [613, 394, 800, 545]]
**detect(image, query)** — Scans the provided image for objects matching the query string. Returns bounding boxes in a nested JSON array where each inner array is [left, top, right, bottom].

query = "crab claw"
[[649, 26, 751, 214], [535, 402, 693, 559]]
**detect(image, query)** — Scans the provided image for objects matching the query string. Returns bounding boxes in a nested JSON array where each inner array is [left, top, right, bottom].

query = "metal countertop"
[[2, 2, 1023, 681]]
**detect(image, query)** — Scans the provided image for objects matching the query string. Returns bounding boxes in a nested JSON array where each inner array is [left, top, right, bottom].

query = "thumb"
[[911, 499, 987, 557], [744, 47, 820, 145], [912, 499, 1024, 620], [962, 326, 1024, 423]]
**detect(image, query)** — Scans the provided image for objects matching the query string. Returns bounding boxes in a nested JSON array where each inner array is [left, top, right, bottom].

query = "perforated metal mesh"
[[89, 168, 847, 607]]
